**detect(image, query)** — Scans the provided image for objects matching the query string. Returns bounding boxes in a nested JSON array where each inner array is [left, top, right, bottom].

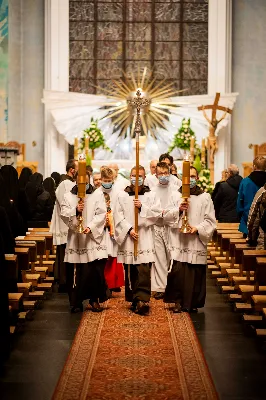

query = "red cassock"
[[104, 257, 125, 289]]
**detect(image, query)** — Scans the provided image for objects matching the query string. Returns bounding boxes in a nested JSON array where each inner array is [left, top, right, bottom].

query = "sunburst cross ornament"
[[98, 67, 186, 139]]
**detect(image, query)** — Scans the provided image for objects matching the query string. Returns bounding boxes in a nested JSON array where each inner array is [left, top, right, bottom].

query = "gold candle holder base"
[[180, 198, 192, 234], [180, 211, 192, 234], [76, 214, 85, 234]]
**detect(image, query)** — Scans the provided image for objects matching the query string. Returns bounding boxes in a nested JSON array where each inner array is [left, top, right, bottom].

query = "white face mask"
[[131, 177, 144, 186]]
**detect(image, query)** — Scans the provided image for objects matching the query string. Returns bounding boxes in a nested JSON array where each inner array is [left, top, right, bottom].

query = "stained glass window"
[[69, 0, 208, 96]]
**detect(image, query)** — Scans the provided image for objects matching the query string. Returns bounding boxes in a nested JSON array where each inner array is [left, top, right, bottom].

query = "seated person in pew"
[[248, 183, 266, 250], [0, 207, 15, 363], [163, 166, 216, 313], [237, 156, 266, 238]]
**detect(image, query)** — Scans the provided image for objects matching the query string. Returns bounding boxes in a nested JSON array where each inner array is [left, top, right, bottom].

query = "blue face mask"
[[158, 175, 170, 185], [102, 182, 113, 190], [131, 177, 144, 186], [190, 178, 197, 188]]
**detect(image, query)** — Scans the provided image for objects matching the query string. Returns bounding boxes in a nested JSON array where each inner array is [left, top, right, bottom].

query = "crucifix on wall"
[[198, 93, 232, 184]]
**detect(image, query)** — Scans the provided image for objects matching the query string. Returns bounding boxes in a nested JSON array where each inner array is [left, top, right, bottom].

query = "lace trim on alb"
[[66, 245, 107, 255], [168, 247, 207, 257]]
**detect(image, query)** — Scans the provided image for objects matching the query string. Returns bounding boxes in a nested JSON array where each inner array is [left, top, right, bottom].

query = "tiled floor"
[[0, 279, 266, 400]]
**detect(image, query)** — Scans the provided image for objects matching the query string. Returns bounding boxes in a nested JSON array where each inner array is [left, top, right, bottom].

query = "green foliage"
[[168, 118, 196, 152], [80, 118, 111, 152], [197, 169, 214, 194]]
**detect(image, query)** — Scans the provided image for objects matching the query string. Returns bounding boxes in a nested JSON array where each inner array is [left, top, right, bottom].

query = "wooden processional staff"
[[198, 93, 232, 184], [127, 90, 151, 258]]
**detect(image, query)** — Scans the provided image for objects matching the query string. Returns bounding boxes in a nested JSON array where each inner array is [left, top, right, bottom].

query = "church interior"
[[1, 0, 266, 399]]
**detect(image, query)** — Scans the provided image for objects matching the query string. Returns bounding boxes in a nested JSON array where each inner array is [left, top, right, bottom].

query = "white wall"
[[232, 0, 266, 170], [8, 0, 45, 173]]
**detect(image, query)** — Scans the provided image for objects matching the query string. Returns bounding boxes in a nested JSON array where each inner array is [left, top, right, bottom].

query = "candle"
[[182, 160, 190, 199], [85, 137, 89, 156], [201, 138, 206, 163], [190, 137, 195, 161], [74, 137, 79, 160], [78, 156, 86, 199]]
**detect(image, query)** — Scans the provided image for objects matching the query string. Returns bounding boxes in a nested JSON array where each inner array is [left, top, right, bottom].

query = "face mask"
[[190, 178, 197, 188], [102, 182, 113, 190], [158, 175, 170, 185], [85, 183, 90, 191], [131, 177, 144, 186]]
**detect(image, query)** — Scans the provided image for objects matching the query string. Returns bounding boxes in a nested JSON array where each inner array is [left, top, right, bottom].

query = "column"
[[208, 0, 233, 183], [44, 0, 69, 177]]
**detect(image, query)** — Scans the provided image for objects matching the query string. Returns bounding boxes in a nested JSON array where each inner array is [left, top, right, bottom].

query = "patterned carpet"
[[53, 293, 218, 400]]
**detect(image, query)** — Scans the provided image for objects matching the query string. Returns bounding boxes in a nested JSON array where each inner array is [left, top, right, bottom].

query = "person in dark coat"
[[237, 156, 266, 236], [18, 167, 33, 190], [51, 171, 61, 188], [43, 177, 56, 205], [0, 206, 15, 363], [0, 174, 25, 237], [25, 173, 54, 224], [0, 165, 32, 235], [213, 164, 242, 222]]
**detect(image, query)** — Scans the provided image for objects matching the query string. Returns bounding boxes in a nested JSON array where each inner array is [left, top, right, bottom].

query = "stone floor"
[[0, 277, 266, 400]]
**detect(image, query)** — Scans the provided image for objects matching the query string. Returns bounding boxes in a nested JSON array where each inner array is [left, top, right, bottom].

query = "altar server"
[[145, 154, 182, 189], [151, 162, 179, 299], [164, 166, 216, 313], [61, 175, 109, 313], [96, 167, 124, 292], [50, 159, 77, 291], [114, 165, 161, 315], [144, 159, 158, 188], [108, 163, 130, 191]]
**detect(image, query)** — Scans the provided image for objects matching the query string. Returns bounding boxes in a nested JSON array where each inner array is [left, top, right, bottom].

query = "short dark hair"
[[156, 162, 170, 173], [159, 153, 173, 164], [131, 165, 145, 174], [86, 165, 93, 174], [190, 166, 198, 176], [66, 159, 77, 172]]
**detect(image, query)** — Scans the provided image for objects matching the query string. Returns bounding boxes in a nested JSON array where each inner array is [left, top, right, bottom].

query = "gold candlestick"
[[180, 158, 192, 234], [74, 137, 79, 160], [190, 137, 195, 162], [201, 138, 206, 165], [76, 154, 86, 234]]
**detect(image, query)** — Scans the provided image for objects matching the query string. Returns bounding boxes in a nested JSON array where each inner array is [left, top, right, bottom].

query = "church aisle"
[[192, 275, 266, 400], [52, 292, 217, 400], [0, 293, 82, 400]]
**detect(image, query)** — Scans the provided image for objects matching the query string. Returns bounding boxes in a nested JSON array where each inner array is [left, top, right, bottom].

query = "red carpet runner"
[[53, 293, 218, 400]]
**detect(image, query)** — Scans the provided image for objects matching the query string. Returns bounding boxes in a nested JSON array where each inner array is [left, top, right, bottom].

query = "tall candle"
[[85, 137, 89, 156], [74, 137, 79, 160], [182, 160, 190, 199], [201, 138, 206, 163], [78, 156, 86, 198], [190, 137, 195, 162]]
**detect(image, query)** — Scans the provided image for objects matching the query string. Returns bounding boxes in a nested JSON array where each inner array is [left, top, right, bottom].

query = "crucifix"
[[198, 93, 232, 184], [127, 89, 151, 258]]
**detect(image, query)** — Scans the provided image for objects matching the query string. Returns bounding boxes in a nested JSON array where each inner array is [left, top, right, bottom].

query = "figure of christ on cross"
[[198, 92, 232, 184], [127, 89, 151, 258]]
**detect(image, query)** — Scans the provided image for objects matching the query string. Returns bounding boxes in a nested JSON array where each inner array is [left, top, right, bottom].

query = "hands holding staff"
[[179, 200, 198, 234], [130, 229, 139, 241], [133, 199, 142, 209], [83, 227, 91, 234]]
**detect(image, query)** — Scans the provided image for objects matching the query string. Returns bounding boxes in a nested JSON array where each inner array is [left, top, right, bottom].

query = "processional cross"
[[127, 90, 151, 258], [198, 93, 232, 184]]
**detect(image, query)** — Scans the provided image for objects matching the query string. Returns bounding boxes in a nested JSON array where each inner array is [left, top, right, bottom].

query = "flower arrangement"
[[168, 118, 196, 152], [80, 118, 111, 153], [197, 169, 214, 194]]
